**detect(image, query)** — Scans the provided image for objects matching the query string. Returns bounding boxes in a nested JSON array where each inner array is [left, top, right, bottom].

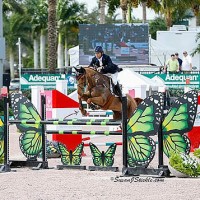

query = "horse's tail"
[[126, 94, 138, 119]]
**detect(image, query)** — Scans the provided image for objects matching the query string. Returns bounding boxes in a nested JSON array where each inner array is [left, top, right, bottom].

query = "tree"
[[150, 0, 200, 30], [48, 0, 57, 71], [107, 0, 158, 23], [56, 0, 86, 68], [149, 17, 167, 39], [99, 0, 106, 24], [192, 33, 200, 56], [3, 0, 32, 78], [23, 0, 47, 69], [26, 0, 48, 69]]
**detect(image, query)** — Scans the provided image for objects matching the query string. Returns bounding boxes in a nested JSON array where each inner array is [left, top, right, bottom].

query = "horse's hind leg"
[[113, 111, 121, 120]]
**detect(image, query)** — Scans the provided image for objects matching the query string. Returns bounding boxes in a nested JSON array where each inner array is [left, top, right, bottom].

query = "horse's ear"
[[74, 67, 78, 72], [80, 67, 86, 74]]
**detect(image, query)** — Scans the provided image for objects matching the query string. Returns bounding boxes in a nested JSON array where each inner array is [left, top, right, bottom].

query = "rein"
[[76, 73, 86, 91]]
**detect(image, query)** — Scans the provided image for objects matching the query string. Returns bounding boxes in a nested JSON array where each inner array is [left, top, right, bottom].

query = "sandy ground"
[[0, 124, 200, 200]]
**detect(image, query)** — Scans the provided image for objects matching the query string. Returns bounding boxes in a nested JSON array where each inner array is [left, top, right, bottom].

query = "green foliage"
[[168, 88, 184, 97], [193, 148, 200, 159], [68, 88, 76, 95], [149, 17, 167, 39], [169, 152, 200, 177], [107, 0, 120, 16], [192, 32, 200, 56], [0, 98, 13, 116], [21, 90, 32, 101]]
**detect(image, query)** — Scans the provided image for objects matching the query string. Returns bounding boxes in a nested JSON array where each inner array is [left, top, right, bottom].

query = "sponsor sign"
[[144, 73, 200, 88], [21, 74, 66, 90]]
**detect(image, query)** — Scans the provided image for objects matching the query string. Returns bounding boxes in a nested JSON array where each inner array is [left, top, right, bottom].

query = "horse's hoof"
[[89, 103, 96, 110], [82, 110, 87, 116]]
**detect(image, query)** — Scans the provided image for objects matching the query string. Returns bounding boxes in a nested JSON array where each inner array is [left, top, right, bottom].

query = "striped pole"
[[47, 118, 118, 122], [9, 120, 121, 126], [46, 130, 122, 135]]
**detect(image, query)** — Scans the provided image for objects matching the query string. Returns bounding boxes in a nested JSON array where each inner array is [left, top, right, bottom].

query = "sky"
[[77, 0, 157, 20]]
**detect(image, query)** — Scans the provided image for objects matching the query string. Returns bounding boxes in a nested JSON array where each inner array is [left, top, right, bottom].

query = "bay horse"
[[74, 67, 142, 120]]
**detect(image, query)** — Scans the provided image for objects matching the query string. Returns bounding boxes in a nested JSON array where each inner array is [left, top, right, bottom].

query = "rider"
[[89, 46, 122, 97]]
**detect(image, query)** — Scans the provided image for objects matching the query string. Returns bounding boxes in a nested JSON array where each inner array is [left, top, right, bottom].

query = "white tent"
[[118, 69, 167, 98], [68, 46, 79, 66], [118, 69, 159, 91]]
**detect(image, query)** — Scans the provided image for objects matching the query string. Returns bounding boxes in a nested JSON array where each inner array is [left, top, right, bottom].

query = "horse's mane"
[[84, 67, 110, 82]]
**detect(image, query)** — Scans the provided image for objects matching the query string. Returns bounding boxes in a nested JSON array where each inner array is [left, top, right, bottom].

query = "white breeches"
[[104, 72, 118, 85]]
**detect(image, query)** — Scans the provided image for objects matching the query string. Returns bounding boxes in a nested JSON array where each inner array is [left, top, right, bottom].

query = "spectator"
[[175, 53, 182, 72], [182, 51, 192, 73], [164, 54, 179, 74]]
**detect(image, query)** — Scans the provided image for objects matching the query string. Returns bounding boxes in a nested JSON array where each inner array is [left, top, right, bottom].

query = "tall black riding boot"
[[113, 82, 122, 100]]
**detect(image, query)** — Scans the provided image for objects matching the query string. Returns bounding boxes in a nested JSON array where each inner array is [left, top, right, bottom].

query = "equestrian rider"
[[89, 46, 122, 97]]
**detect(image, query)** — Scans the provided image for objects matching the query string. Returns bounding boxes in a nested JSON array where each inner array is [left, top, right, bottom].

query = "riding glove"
[[97, 66, 103, 72]]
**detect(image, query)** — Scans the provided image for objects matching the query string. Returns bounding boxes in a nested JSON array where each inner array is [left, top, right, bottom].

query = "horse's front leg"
[[87, 96, 107, 109], [81, 91, 90, 101], [78, 95, 87, 116]]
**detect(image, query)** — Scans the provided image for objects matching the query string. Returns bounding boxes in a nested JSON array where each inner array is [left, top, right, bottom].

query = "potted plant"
[[169, 152, 200, 178]]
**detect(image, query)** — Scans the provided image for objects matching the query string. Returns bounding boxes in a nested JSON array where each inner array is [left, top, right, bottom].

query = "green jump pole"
[[46, 130, 122, 135], [9, 120, 121, 126]]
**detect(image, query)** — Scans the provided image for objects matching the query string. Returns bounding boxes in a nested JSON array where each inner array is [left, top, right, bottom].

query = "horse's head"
[[74, 67, 86, 80]]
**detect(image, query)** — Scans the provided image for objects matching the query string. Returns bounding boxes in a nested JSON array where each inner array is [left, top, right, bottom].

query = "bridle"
[[76, 73, 86, 91]]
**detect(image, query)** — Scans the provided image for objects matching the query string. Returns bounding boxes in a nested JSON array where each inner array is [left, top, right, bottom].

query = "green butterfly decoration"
[[127, 92, 164, 167], [89, 142, 117, 167], [58, 142, 84, 165], [10, 93, 42, 159], [0, 117, 4, 160], [162, 90, 198, 157]]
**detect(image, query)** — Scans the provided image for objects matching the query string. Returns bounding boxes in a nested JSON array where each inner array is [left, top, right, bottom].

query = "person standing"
[[175, 53, 182, 72], [164, 54, 179, 74], [182, 51, 192, 73]]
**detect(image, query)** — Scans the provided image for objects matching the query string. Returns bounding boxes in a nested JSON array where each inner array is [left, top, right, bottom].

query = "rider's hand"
[[97, 67, 102, 72]]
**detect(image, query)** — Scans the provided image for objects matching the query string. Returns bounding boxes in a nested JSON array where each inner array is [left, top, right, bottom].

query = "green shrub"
[[169, 152, 200, 177], [193, 149, 200, 159]]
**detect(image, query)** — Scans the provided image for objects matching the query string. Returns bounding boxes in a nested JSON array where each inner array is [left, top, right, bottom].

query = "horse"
[[74, 67, 142, 120]]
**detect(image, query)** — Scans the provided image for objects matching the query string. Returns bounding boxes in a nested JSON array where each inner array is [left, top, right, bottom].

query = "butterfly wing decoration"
[[89, 142, 117, 167], [127, 135, 156, 167], [10, 93, 42, 158], [127, 92, 164, 167], [104, 143, 117, 167], [58, 142, 84, 165], [162, 90, 198, 157], [0, 117, 4, 159]]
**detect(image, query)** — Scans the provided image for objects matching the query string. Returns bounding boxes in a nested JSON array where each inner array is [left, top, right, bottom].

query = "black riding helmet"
[[94, 46, 103, 53]]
